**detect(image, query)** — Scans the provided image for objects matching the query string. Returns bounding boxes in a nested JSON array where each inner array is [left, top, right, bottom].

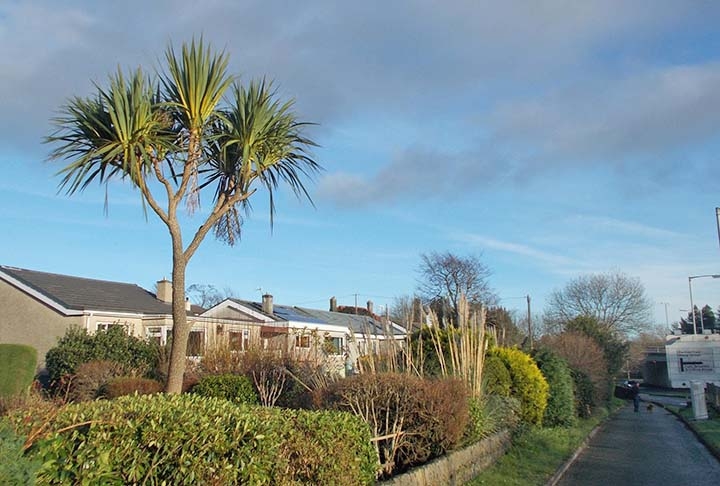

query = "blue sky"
[[1, 1, 720, 327]]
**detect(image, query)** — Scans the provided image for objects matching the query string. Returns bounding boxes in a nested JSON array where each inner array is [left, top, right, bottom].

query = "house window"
[[325, 336, 344, 355], [187, 330, 205, 357], [229, 329, 250, 351], [146, 326, 172, 346], [295, 335, 311, 348], [96, 322, 126, 333]]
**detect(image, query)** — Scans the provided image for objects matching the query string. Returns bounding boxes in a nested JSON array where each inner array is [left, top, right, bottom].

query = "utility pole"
[[659, 302, 669, 328], [527, 294, 533, 349]]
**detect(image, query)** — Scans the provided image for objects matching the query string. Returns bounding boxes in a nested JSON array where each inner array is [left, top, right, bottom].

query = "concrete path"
[[555, 402, 720, 486]]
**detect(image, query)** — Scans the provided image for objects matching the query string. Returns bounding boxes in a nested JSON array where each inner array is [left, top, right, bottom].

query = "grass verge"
[[673, 405, 720, 458], [466, 405, 618, 486]]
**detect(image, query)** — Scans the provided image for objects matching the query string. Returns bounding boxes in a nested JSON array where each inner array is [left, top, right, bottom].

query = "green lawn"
[[467, 410, 610, 486], [676, 405, 720, 457]]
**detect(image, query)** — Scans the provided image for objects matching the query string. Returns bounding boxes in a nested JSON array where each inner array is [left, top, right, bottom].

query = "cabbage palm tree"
[[47, 39, 320, 393]]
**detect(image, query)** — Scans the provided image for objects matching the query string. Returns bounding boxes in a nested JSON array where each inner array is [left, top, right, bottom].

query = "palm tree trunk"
[[165, 229, 189, 394]]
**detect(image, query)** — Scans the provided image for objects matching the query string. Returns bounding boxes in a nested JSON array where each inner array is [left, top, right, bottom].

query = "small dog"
[[646, 403, 654, 413]]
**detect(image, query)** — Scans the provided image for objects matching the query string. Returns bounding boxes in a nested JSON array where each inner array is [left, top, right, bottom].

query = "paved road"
[[555, 401, 720, 486]]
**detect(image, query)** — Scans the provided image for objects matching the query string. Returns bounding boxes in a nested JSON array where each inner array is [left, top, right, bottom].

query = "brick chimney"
[[157, 279, 172, 303], [330, 296, 337, 312], [367, 300, 374, 315], [262, 294, 274, 315]]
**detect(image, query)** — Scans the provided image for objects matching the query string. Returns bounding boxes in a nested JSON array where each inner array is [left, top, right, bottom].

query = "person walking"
[[631, 381, 640, 412]]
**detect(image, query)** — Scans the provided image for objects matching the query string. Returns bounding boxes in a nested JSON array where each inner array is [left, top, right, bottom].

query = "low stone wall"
[[379, 430, 511, 486]]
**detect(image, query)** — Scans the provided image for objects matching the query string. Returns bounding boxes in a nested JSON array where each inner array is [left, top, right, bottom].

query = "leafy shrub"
[[466, 394, 521, 443], [319, 372, 469, 478], [191, 373, 258, 405], [45, 326, 159, 385], [102, 377, 163, 399], [0, 419, 40, 485], [10, 394, 377, 485], [69, 360, 127, 402], [0, 344, 37, 399], [489, 347, 549, 426], [571, 368, 596, 418], [483, 354, 512, 397], [540, 331, 609, 403], [532, 348, 576, 427], [565, 315, 628, 378]]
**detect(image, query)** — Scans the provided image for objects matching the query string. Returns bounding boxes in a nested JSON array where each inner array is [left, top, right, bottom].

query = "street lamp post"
[[688, 274, 720, 334]]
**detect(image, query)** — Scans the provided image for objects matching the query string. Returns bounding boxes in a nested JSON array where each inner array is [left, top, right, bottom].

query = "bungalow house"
[[0, 265, 257, 368], [0, 265, 406, 374], [201, 295, 407, 374]]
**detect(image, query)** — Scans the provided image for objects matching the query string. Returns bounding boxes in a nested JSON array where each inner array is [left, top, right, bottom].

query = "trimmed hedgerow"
[[10, 394, 377, 485], [191, 373, 258, 405], [0, 344, 37, 399], [532, 347, 576, 427], [318, 372, 469, 478], [489, 347, 549, 426]]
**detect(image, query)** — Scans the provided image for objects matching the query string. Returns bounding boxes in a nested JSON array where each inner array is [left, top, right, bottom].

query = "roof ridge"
[[1, 265, 149, 289]]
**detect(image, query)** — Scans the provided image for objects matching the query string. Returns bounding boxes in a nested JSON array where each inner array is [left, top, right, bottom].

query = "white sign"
[[676, 349, 715, 373]]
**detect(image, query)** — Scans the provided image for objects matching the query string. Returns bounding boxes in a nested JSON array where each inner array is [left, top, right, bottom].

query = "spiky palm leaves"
[[203, 80, 319, 244], [48, 38, 319, 245]]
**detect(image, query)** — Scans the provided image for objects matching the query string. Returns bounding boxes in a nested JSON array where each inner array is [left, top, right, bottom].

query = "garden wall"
[[380, 430, 511, 486]]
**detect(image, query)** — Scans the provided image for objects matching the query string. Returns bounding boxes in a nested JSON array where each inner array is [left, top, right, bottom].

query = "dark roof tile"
[[1, 266, 175, 315]]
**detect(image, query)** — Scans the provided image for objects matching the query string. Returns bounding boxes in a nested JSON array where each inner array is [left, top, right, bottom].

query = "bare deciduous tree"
[[186, 284, 235, 308], [544, 271, 651, 336], [416, 251, 497, 326], [390, 295, 426, 331]]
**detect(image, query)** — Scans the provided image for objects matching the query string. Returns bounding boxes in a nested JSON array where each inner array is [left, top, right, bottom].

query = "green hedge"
[[490, 347, 549, 426], [10, 394, 377, 485], [0, 344, 37, 399], [533, 348, 576, 427], [191, 373, 258, 405]]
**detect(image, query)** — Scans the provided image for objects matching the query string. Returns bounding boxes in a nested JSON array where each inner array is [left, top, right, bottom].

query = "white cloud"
[[456, 232, 582, 270], [491, 62, 720, 164], [563, 215, 685, 240]]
